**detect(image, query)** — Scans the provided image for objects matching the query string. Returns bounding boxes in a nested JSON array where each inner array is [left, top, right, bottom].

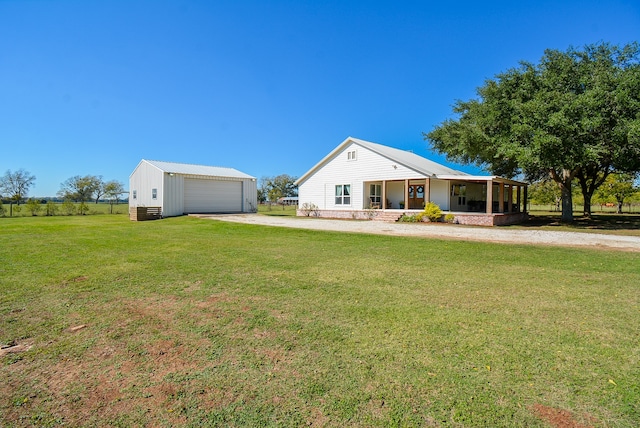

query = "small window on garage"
[[133, 190, 137, 200], [152, 188, 157, 200]]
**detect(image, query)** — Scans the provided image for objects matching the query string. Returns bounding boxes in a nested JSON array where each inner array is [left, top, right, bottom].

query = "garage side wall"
[[162, 174, 185, 217], [242, 179, 257, 212], [129, 161, 164, 212]]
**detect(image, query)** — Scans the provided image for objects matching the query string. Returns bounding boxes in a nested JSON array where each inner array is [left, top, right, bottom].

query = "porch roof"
[[436, 174, 528, 186]]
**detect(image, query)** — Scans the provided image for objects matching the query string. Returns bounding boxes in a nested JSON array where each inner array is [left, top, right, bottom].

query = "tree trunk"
[[576, 166, 610, 218], [560, 182, 573, 223], [578, 176, 593, 217], [550, 169, 575, 223], [582, 193, 593, 217]]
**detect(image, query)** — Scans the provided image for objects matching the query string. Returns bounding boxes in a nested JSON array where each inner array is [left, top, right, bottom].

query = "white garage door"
[[184, 178, 242, 213]]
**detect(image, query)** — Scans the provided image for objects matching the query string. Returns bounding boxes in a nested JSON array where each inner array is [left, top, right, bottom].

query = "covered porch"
[[364, 176, 528, 225]]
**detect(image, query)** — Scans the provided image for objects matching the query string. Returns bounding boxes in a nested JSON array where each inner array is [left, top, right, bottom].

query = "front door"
[[408, 184, 425, 209]]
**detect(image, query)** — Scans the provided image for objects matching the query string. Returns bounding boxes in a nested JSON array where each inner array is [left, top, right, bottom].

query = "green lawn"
[[258, 204, 298, 216], [1, 215, 639, 427]]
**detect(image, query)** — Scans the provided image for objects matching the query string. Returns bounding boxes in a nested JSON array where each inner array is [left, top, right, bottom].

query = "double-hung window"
[[152, 188, 158, 200], [335, 184, 351, 205]]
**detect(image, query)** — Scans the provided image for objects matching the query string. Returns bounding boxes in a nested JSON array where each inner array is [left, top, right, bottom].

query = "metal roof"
[[143, 160, 255, 179], [349, 137, 469, 177], [296, 137, 469, 185]]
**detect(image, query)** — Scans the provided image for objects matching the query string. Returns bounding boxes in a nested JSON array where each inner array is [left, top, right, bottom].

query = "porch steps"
[[372, 210, 405, 222]]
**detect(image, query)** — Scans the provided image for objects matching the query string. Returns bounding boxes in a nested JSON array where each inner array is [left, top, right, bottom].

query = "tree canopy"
[[58, 175, 103, 203], [424, 42, 640, 222], [0, 169, 36, 216], [596, 173, 638, 214], [259, 174, 298, 203]]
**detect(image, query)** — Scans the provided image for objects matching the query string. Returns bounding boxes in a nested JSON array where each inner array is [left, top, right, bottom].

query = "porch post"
[[498, 182, 505, 213], [404, 179, 409, 210], [508, 184, 513, 213], [382, 180, 387, 209], [524, 185, 528, 213], [424, 178, 430, 203], [516, 185, 521, 213], [486, 180, 493, 214]]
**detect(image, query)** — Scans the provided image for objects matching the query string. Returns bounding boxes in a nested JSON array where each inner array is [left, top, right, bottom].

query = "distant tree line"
[[1, 169, 126, 217]]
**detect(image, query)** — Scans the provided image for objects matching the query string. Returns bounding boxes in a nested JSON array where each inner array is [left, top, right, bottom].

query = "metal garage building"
[[129, 159, 257, 218]]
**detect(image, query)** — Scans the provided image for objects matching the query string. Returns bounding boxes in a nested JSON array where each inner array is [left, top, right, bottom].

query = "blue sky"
[[1, 0, 638, 197]]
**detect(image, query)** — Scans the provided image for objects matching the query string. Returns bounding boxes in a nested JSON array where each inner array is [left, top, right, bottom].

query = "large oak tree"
[[425, 42, 640, 222]]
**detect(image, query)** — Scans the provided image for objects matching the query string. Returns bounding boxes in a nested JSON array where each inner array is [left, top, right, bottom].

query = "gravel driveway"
[[192, 214, 640, 252]]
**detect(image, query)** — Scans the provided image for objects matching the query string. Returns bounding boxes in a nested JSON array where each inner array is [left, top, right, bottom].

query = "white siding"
[[298, 142, 430, 209], [242, 179, 258, 212], [129, 161, 165, 211], [130, 160, 257, 217], [162, 174, 185, 217], [430, 179, 450, 210]]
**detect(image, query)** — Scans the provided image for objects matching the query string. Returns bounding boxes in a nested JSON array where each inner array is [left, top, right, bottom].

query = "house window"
[[152, 188, 157, 200], [369, 184, 381, 207], [335, 184, 351, 205], [451, 184, 466, 197], [132, 190, 137, 200], [451, 184, 466, 206], [347, 150, 357, 161]]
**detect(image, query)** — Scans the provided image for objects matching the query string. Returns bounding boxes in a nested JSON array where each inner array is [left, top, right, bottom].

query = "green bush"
[[45, 200, 58, 216], [62, 199, 76, 215], [398, 214, 419, 222], [444, 213, 455, 223], [422, 202, 442, 222], [25, 198, 42, 216]]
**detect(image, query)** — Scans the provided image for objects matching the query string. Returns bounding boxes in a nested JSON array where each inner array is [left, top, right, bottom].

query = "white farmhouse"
[[129, 160, 257, 218], [296, 137, 528, 226]]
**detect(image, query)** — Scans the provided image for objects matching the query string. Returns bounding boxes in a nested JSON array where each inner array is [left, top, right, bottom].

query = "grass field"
[[1, 215, 639, 427], [0, 201, 129, 217]]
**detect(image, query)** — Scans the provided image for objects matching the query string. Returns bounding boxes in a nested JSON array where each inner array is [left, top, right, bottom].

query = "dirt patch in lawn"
[[532, 404, 596, 428], [0, 295, 241, 426]]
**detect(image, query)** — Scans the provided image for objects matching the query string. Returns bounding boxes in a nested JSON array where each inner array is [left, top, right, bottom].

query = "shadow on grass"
[[520, 212, 640, 232]]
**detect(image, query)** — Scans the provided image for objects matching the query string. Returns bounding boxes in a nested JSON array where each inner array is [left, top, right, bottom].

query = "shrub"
[[300, 202, 319, 217], [45, 200, 58, 216], [398, 214, 419, 222], [444, 213, 455, 223], [25, 198, 42, 216], [79, 202, 90, 215], [422, 202, 443, 222], [62, 199, 76, 215]]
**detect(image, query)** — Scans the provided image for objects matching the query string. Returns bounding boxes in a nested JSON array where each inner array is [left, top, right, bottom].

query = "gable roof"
[[138, 159, 255, 180], [296, 137, 469, 185]]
